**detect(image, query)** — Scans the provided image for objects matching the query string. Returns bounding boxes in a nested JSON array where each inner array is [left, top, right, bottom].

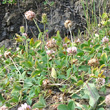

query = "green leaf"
[[84, 83, 100, 109], [58, 104, 68, 110], [31, 70, 41, 78], [51, 67, 57, 79], [78, 65, 90, 72], [101, 53, 107, 63], [76, 80, 83, 86], [0, 94, 5, 101], [35, 40, 41, 48], [32, 95, 46, 109], [68, 101, 75, 110]]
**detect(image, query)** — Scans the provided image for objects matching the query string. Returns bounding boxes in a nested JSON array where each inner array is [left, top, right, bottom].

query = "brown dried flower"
[[88, 58, 99, 67], [4, 51, 11, 58], [64, 20, 72, 28], [25, 10, 36, 21], [42, 79, 50, 87]]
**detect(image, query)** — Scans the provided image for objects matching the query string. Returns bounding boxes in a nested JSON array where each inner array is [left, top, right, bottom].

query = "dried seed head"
[[96, 78, 105, 87], [88, 58, 99, 67], [4, 51, 11, 58], [64, 20, 72, 28], [25, 10, 36, 21], [41, 13, 47, 24], [105, 94, 110, 106]]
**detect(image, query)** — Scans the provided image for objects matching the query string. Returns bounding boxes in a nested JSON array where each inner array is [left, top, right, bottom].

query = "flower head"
[[0, 105, 8, 110], [64, 20, 72, 28], [46, 39, 56, 49], [46, 50, 55, 56], [18, 103, 31, 110], [88, 58, 99, 67], [25, 10, 36, 21], [105, 94, 110, 106], [67, 47, 77, 55], [102, 36, 109, 43]]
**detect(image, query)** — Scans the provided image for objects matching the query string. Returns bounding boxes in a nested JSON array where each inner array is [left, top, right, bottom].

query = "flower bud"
[[64, 20, 72, 28], [25, 10, 36, 21], [20, 26, 25, 33], [41, 13, 47, 24]]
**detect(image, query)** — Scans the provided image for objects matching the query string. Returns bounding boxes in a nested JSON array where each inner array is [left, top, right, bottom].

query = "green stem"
[[33, 19, 41, 33]]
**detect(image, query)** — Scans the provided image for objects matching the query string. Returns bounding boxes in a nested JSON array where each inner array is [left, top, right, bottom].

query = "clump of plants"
[[0, 9, 110, 110]]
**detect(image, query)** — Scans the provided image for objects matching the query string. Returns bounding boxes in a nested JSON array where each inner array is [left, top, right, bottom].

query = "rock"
[[0, 0, 110, 42]]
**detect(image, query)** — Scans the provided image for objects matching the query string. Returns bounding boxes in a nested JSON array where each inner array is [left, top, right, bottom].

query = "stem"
[[9, 56, 21, 75], [69, 26, 74, 46], [33, 19, 41, 33]]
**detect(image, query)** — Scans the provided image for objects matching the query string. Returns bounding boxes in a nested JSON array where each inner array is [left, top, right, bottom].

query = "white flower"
[[25, 10, 36, 21], [95, 33, 99, 37], [18, 103, 31, 110], [102, 36, 109, 43]]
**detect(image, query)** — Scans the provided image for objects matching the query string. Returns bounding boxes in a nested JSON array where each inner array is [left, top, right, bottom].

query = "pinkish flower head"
[[22, 33, 28, 37], [0, 105, 8, 110], [46, 50, 55, 56], [105, 94, 110, 106], [67, 47, 77, 55], [102, 36, 109, 43], [25, 10, 36, 21], [0, 54, 2, 58], [18, 103, 31, 110], [63, 44, 67, 48]]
